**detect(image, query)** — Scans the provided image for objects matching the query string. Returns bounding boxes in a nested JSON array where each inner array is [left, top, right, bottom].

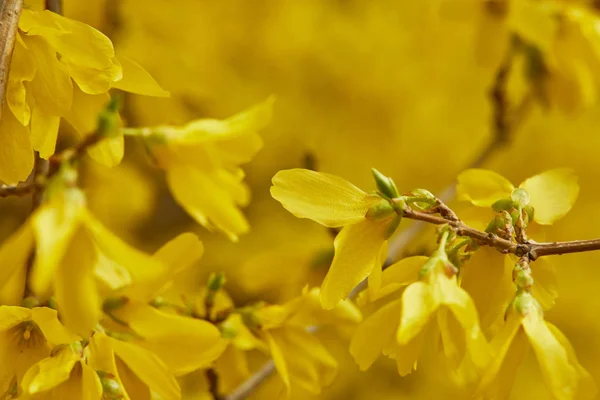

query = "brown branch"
[[0, 182, 36, 198], [45, 0, 62, 14], [49, 132, 105, 165], [0, 0, 23, 122], [531, 239, 600, 259], [224, 362, 275, 400]]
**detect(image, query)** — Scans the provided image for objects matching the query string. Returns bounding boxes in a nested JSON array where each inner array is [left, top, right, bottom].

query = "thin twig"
[[224, 362, 276, 400], [48, 132, 105, 165], [0, 183, 36, 198], [0, 0, 23, 122]]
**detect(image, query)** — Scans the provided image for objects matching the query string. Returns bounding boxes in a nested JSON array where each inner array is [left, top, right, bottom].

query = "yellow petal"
[[363, 255, 428, 304], [7, 34, 35, 125], [30, 201, 82, 298], [476, 312, 528, 399], [30, 101, 60, 158], [0, 305, 31, 330], [286, 287, 362, 327], [394, 328, 428, 376], [547, 322, 597, 400], [397, 281, 436, 344], [519, 169, 579, 225], [320, 218, 389, 309], [350, 298, 402, 371], [523, 313, 580, 400], [84, 213, 167, 299], [109, 337, 180, 400], [80, 363, 103, 400], [54, 228, 101, 337], [456, 169, 514, 207], [22, 346, 78, 394], [435, 274, 490, 370], [166, 164, 249, 241], [31, 307, 80, 345], [112, 303, 224, 375], [0, 105, 34, 184], [87, 134, 125, 167], [23, 35, 73, 116], [0, 223, 33, 305], [271, 169, 377, 228], [64, 85, 109, 134], [265, 330, 290, 393], [531, 257, 558, 310], [508, 0, 557, 52], [111, 56, 169, 97], [214, 345, 250, 394]]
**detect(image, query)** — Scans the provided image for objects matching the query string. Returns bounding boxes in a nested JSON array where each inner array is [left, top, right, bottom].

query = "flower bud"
[[365, 199, 395, 221], [98, 371, 123, 400], [492, 198, 514, 212], [511, 188, 530, 208], [371, 168, 400, 199]]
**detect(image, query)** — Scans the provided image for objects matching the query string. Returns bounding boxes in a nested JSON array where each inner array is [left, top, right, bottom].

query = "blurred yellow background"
[[15, 0, 600, 398]]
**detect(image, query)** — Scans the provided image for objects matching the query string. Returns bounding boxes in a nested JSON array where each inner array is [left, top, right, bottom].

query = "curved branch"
[[0, 0, 23, 121]]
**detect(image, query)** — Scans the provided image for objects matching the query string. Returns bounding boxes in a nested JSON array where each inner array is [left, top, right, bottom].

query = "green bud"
[[23, 296, 40, 309], [207, 272, 226, 292], [385, 214, 402, 239], [491, 198, 514, 213], [102, 296, 128, 312], [513, 269, 534, 289], [220, 321, 238, 339], [371, 168, 400, 199], [511, 188, 530, 209], [365, 199, 395, 221], [100, 373, 123, 399], [513, 291, 540, 316]]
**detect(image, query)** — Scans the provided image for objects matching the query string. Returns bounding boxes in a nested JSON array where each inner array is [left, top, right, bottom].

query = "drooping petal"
[[350, 298, 402, 371], [531, 257, 558, 310], [0, 223, 34, 305], [87, 134, 125, 167], [166, 164, 249, 242], [54, 228, 101, 337], [214, 345, 250, 394], [0, 105, 34, 184], [23, 35, 73, 116], [31, 307, 80, 346], [271, 169, 378, 228], [111, 56, 169, 97], [397, 281, 436, 345], [80, 363, 103, 400], [6, 35, 35, 126], [519, 169, 579, 225], [30, 101, 60, 158], [320, 218, 389, 309], [547, 322, 597, 400], [109, 337, 180, 400], [456, 169, 514, 207], [112, 303, 225, 375], [21, 346, 78, 394], [287, 287, 362, 327], [265, 330, 290, 392], [63, 85, 109, 134], [523, 313, 580, 400], [475, 312, 528, 399], [363, 255, 428, 304]]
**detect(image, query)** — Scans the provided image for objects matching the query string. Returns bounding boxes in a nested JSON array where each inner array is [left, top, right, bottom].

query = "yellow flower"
[[0, 9, 168, 184], [271, 168, 399, 309], [22, 167, 166, 336], [394, 252, 491, 377], [255, 287, 361, 395], [131, 97, 274, 241], [457, 168, 579, 225], [20, 343, 102, 399], [87, 331, 181, 400], [103, 233, 226, 376], [477, 292, 596, 400], [0, 306, 78, 398]]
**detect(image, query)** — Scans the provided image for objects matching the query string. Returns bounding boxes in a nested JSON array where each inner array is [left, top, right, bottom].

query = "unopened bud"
[[492, 198, 514, 213], [371, 168, 400, 199], [365, 199, 395, 221], [23, 296, 40, 309], [513, 291, 540, 316], [511, 188, 530, 209], [98, 372, 123, 399]]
